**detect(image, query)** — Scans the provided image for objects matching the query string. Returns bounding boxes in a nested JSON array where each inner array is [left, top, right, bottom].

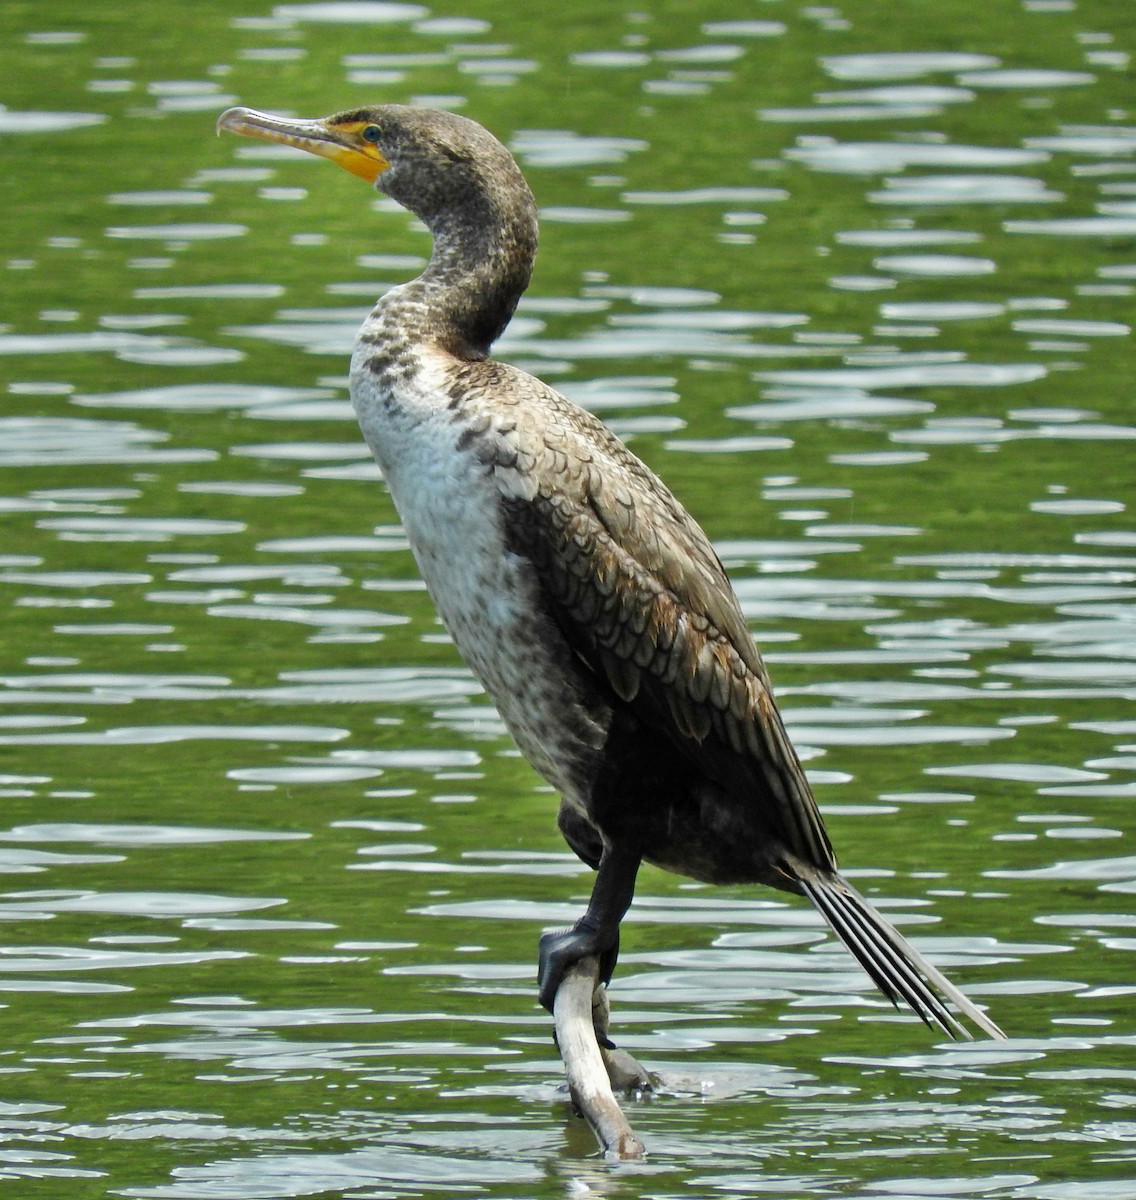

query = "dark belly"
[[640, 790, 802, 892], [578, 711, 803, 894]]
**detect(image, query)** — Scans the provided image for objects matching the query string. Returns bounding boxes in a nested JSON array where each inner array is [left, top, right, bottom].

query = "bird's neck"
[[389, 198, 537, 361]]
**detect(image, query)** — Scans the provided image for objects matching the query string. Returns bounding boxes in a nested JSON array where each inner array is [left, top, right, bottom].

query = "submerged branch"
[[552, 956, 653, 1159]]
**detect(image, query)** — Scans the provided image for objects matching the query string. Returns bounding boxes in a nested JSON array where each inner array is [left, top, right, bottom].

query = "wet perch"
[[552, 957, 652, 1158]]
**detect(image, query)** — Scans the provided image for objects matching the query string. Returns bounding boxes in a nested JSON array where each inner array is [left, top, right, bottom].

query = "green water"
[[1, 0, 1134, 1195]]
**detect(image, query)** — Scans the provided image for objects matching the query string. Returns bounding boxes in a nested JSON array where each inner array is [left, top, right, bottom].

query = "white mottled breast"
[[349, 335, 607, 804]]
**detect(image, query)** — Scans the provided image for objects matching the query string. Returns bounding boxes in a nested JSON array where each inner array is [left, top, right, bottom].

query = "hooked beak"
[[216, 106, 389, 184]]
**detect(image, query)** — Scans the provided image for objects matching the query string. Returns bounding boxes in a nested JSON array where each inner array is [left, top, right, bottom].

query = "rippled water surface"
[[2, 0, 1135, 1196]]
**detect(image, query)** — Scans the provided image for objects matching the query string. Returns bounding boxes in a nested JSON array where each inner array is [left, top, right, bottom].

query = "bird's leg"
[[539, 842, 640, 1011]]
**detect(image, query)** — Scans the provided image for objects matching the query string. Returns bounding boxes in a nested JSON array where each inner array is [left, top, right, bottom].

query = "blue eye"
[[362, 124, 382, 143]]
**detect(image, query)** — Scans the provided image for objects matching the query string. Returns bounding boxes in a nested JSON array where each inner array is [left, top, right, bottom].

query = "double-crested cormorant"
[[217, 104, 1004, 1041]]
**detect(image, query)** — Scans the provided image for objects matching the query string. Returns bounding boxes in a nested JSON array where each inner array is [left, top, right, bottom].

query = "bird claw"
[[538, 920, 619, 1011]]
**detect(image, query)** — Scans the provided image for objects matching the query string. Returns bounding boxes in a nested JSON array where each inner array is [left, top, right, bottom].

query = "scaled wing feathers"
[[489, 378, 836, 873]]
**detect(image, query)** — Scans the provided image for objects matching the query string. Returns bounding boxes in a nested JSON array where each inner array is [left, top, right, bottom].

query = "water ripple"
[[623, 186, 788, 205], [758, 361, 1046, 389], [958, 68, 1096, 89], [116, 1142, 538, 1199], [870, 176, 1062, 205], [0, 110, 107, 132], [37, 516, 245, 541], [105, 223, 247, 241], [786, 140, 1047, 175], [820, 52, 1001, 80], [0, 823, 308, 846], [0, 945, 249, 971], [763, 103, 946, 124], [511, 130, 648, 168], [0, 724, 348, 746], [1006, 217, 1136, 238], [206, 603, 407, 629], [0, 890, 285, 918], [73, 384, 336, 411], [0, 418, 214, 467]]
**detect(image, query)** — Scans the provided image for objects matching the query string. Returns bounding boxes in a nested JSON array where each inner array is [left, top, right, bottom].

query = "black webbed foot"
[[538, 920, 620, 1011]]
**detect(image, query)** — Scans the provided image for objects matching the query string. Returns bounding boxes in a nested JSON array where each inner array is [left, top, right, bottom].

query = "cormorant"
[[217, 104, 1004, 1041]]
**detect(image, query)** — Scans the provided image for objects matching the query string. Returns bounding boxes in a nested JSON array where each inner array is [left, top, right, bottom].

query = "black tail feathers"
[[797, 868, 1005, 1041]]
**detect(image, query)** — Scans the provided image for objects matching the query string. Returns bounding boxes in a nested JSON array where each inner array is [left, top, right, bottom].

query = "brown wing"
[[487, 378, 836, 874]]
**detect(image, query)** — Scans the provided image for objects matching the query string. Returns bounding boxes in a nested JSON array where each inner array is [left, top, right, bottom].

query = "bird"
[[216, 103, 1005, 1042]]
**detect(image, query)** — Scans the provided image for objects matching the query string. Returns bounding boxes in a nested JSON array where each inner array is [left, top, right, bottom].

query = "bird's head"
[[216, 104, 534, 241]]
